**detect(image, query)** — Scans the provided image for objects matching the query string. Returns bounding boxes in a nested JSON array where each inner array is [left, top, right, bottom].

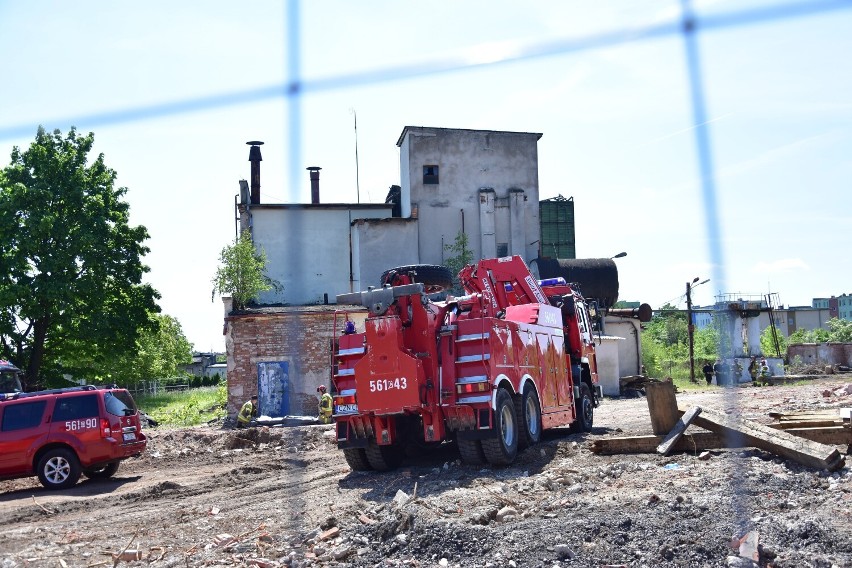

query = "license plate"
[[334, 404, 358, 414], [123, 432, 137, 442]]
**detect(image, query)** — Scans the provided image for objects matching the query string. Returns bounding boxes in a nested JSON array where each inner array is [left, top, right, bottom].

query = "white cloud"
[[752, 258, 810, 274]]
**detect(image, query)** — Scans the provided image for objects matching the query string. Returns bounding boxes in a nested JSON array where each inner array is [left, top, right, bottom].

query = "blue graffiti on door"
[[257, 361, 289, 417]]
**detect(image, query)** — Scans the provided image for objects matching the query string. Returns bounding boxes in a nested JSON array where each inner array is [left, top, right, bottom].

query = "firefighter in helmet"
[[237, 395, 258, 428], [317, 385, 333, 424]]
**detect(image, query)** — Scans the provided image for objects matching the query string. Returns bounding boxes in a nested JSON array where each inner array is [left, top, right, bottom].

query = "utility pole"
[[687, 279, 697, 383], [686, 277, 710, 383]]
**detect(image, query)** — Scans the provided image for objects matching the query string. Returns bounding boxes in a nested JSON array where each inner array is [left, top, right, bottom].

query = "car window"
[[52, 394, 99, 422], [1, 401, 47, 431], [104, 390, 137, 417], [0, 371, 22, 393]]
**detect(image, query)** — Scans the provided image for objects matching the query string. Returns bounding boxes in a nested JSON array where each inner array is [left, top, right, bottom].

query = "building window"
[[496, 243, 509, 257], [423, 165, 439, 185]]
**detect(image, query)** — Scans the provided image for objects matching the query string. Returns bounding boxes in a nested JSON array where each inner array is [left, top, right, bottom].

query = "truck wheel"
[[380, 264, 453, 294], [37, 448, 81, 490], [457, 438, 486, 465], [343, 448, 373, 471], [482, 389, 519, 465], [83, 462, 120, 480], [365, 442, 404, 471], [516, 384, 542, 449], [570, 383, 594, 434]]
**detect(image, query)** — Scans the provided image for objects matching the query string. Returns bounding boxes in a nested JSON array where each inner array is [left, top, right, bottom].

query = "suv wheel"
[[37, 448, 81, 489], [83, 461, 120, 480]]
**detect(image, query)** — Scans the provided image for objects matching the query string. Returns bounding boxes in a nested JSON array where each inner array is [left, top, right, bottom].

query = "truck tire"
[[83, 461, 120, 480], [482, 389, 519, 465], [343, 448, 373, 471], [380, 264, 453, 294], [457, 438, 486, 465], [365, 442, 404, 471], [37, 448, 81, 490], [570, 383, 594, 434], [516, 384, 542, 449]]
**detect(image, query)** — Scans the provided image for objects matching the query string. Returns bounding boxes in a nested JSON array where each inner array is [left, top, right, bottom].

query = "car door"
[[50, 393, 107, 465], [0, 400, 49, 475]]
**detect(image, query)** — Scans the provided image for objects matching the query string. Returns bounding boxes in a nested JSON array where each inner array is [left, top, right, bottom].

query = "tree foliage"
[[788, 318, 852, 344], [213, 230, 277, 309], [443, 231, 473, 295], [0, 127, 159, 388], [641, 304, 719, 381], [760, 324, 787, 357], [58, 312, 193, 385]]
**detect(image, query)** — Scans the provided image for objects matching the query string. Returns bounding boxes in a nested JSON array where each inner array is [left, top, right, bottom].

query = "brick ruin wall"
[[225, 311, 337, 417]]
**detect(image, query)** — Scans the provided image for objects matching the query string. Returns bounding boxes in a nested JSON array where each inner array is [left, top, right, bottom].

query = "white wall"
[[250, 205, 392, 305], [604, 318, 643, 378], [351, 219, 420, 292], [595, 336, 624, 396], [398, 127, 541, 266]]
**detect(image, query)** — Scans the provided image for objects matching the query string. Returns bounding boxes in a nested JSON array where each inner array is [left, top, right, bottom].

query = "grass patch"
[[135, 384, 227, 426]]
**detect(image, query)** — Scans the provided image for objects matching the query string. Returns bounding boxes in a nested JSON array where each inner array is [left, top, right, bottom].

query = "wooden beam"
[[645, 380, 679, 435], [657, 406, 702, 456], [592, 432, 723, 455], [591, 426, 852, 455], [769, 420, 843, 430], [681, 406, 845, 471]]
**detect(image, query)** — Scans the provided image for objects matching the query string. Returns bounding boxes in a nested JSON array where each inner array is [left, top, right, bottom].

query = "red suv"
[[0, 385, 147, 489]]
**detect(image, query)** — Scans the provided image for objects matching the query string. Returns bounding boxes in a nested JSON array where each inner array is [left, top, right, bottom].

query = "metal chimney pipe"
[[307, 166, 321, 204], [247, 141, 264, 205]]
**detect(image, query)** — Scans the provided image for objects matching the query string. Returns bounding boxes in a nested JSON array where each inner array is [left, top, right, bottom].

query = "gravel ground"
[[1, 377, 852, 568]]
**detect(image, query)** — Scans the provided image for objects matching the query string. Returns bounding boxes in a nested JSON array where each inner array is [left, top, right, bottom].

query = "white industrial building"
[[228, 127, 643, 408], [241, 127, 544, 305]]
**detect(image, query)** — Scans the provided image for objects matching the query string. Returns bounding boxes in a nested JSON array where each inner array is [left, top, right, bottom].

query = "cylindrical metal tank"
[[530, 257, 619, 308]]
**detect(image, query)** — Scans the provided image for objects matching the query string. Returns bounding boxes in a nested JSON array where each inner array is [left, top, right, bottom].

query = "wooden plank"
[[591, 426, 852, 455], [592, 432, 724, 455], [657, 406, 702, 456], [682, 405, 846, 471], [645, 380, 679, 435], [769, 420, 843, 430], [769, 410, 840, 420]]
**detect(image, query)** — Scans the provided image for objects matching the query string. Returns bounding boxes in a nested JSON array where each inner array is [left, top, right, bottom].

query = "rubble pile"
[[2, 379, 852, 567]]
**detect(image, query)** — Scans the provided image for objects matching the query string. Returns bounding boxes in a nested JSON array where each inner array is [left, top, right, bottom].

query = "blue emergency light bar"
[[503, 277, 566, 291]]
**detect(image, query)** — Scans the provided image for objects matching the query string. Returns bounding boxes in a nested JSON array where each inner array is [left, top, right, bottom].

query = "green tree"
[[443, 231, 473, 294], [693, 324, 720, 363], [213, 230, 278, 309], [60, 312, 193, 384], [0, 127, 159, 388], [641, 304, 695, 380], [759, 324, 787, 357], [788, 318, 852, 344], [120, 313, 193, 382]]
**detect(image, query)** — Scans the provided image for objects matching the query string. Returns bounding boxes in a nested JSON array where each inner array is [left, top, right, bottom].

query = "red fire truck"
[[332, 255, 603, 470]]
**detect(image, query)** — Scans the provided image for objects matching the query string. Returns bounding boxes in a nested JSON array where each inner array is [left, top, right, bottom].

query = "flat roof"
[[396, 126, 543, 147]]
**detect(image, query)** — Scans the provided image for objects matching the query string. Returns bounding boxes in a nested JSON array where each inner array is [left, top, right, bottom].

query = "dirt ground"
[[3, 378, 852, 568]]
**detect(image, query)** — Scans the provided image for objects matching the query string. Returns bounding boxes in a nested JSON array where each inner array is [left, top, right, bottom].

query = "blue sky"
[[1, 0, 850, 352]]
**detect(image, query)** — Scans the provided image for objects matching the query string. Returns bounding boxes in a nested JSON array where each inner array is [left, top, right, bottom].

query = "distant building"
[[813, 294, 852, 320], [181, 353, 222, 378], [691, 296, 831, 339]]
